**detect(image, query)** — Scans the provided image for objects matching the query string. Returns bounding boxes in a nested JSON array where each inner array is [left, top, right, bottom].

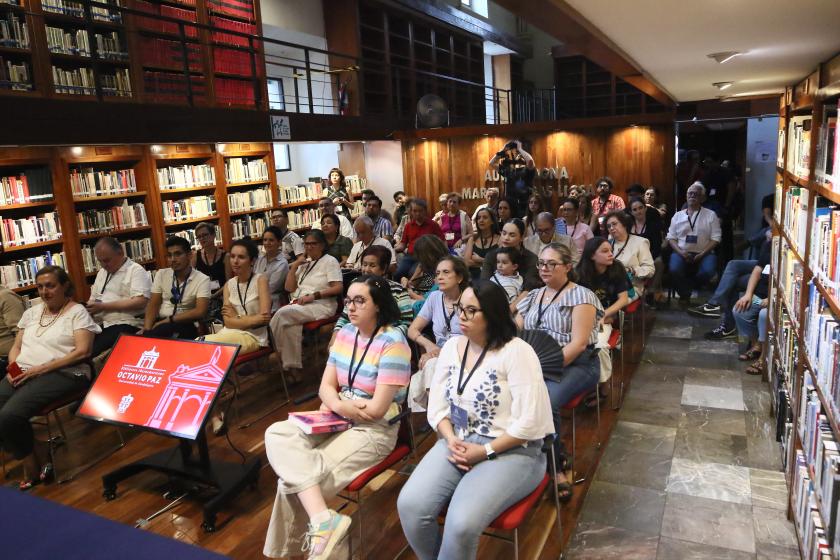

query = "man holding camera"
[[489, 139, 536, 218]]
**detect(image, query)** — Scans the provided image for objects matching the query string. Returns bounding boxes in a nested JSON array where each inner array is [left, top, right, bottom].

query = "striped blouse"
[[516, 284, 604, 346]]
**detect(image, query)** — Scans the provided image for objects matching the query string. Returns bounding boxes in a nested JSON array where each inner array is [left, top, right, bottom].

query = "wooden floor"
[[8, 313, 654, 560]]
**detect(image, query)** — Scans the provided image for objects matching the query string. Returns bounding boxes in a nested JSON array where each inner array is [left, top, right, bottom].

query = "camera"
[[504, 141, 517, 150]]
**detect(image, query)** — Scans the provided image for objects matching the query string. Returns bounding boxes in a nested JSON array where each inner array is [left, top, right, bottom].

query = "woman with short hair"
[[434, 192, 474, 252], [604, 209, 654, 299]]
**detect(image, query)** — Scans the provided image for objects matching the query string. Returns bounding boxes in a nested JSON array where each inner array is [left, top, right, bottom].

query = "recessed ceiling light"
[[713, 82, 734, 90], [707, 51, 741, 64]]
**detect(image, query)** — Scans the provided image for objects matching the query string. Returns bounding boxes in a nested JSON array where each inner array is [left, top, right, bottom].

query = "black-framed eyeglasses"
[[536, 260, 562, 270], [606, 222, 620, 230], [536, 227, 554, 235], [344, 296, 368, 308], [453, 302, 481, 320]]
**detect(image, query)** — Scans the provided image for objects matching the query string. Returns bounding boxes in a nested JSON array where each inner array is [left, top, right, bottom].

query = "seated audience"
[[360, 188, 394, 226], [667, 182, 721, 305], [732, 253, 771, 375], [394, 198, 446, 282], [463, 207, 500, 281], [626, 184, 664, 230], [496, 197, 513, 229], [0, 287, 25, 361], [523, 211, 578, 265], [312, 198, 355, 240], [558, 197, 594, 256], [627, 196, 665, 301], [321, 213, 353, 266], [403, 235, 451, 308], [193, 222, 231, 322], [471, 186, 500, 221], [255, 226, 290, 313], [269, 209, 305, 263], [590, 176, 625, 236], [568, 184, 593, 227], [481, 219, 542, 293], [398, 281, 553, 560], [604, 210, 654, 299], [524, 194, 547, 237], [86, 237, 151, 356], [270, 230, 343, 379], [365, 195, 394, 243], [514, 243, 602, 501], [645, 186, 669, 221], [263, 275, 410, 559], [345, 216, 396, 272], [434, 192, 473, 253], [489, 246, 523, 304], [141, 236, 210, 339], [1, 266, 100, 490]]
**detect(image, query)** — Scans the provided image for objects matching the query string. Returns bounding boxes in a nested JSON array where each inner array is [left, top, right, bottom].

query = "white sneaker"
[[302, 510, 351, 560]]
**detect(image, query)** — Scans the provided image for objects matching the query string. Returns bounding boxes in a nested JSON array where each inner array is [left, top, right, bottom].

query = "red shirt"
[[403, 219, 445, 254]]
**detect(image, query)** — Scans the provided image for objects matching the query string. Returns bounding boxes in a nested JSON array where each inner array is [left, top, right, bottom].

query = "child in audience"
[[490, 246, 523, 304]]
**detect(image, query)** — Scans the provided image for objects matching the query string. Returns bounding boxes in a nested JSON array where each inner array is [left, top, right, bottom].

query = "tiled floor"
[[566, 307, 799, 559]]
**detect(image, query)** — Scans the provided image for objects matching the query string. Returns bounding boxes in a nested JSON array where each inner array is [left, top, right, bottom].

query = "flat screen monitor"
[[77, 336, 240, 440]]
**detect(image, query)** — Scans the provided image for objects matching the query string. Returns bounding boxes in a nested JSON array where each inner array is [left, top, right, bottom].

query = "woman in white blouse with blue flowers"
[[398, 280, 554, 560]]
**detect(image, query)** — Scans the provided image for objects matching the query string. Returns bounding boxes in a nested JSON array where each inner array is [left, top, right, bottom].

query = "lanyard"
[[536, 281, 569, 327], [236, 274, 253, 312], [347, 326, 380, 392], [171, 268, 191, 315], [99, 272, 113, 297], [686, 209, 700, 232], [457, 341, 489, 396], [441, 294, 458, 335], [298, 255, 323, 286], [568, 222, 578, 238], [610, 238, 628, 261]]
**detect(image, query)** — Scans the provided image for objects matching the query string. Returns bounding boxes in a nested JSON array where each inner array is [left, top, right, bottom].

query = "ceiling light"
[[707, 51, 741, 64], [713, 82, 733, 90]]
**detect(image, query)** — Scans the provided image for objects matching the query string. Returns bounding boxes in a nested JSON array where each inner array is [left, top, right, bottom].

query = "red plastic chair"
[[302, 312, 342, 364]]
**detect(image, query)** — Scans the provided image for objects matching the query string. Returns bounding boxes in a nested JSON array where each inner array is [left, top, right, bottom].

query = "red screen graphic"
[[77, 336, 238, 440]]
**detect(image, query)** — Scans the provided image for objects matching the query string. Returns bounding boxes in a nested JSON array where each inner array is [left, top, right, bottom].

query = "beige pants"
[[269, 300, 335, 369], [203, 329, 262, 354], [263, 403, 399, 558]]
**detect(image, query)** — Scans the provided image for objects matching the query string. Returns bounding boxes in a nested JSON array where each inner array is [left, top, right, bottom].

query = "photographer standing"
[[489, 139, 536, 219]]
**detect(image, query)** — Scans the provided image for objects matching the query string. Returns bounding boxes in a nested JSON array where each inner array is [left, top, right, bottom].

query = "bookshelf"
[[772, 50, 840, 559], [217, 142, 275, 246]]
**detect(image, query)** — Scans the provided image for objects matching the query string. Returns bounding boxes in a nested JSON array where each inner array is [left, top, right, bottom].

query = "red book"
[[288, 411, 352, 434]]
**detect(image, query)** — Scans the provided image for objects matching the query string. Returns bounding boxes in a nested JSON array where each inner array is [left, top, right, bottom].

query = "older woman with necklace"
[[0, 266, 100, 490], [604, 210, 654, 299]]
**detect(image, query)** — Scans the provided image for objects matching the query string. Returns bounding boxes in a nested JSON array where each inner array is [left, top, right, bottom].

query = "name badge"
[[210, 280, 220, 290], [685, 235, 698, 244], [445, 232, 455, 241], [450, 403, 469, 432]]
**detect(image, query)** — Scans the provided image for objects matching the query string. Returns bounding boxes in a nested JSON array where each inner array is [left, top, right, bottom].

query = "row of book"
[[135, 1, 198, 38], [158, 164, 215, 190], [784, 186, 810, 256], [41, 0, 85, 19], [89, 0, 123, 24], [224, 157, 267, 184], [227, 186, 270, 213], [212, 47, 257, 76], [101, 68, 131, 97], [788, 115, 812, 181], [277, 182, 324, 205], [779, 241, 805, 328], [208, 0, 255, 22], [142, 71, 207, 104], [0, 12, 28, 49], [46, 26, 91, 57], [76, 201, 148, 235], [231, 214, 268, 240], [0, 251, 66, 290], [811, 199, 840, 298], [815, 99, 838, 190], [139, 37, 201, 72], [215, 77, 256, 106], [0, 170, 53, 204], [0, 57, 29, 90], [209, 16, 256, 48], [169, 225, 221, 250], [69, 167, 136, 197], [287, 208, 321, 230], [0, 212, 62, 248], [162, 196, 216, 223], [95, 31, 128, 60], [805, 284, 840, 425], [82, 238, 152, 274], [52, 65, 95, 95], [792, 448, 836, 559]]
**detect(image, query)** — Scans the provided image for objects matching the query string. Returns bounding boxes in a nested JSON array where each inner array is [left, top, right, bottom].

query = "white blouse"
[[428, 336, 554, 441], [219, 273, 268, 347], [16, 303, 101, 377]]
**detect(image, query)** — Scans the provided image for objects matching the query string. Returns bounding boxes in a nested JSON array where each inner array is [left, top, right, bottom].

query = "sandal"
[[556, 480, 573, 503], [39, 462, 55, 484], [584, 391, 606, 409], [738, 348, 761, 361], [19, 478, 39, 491], [211, 412, 227, 437], [745, 360, 763, 376]]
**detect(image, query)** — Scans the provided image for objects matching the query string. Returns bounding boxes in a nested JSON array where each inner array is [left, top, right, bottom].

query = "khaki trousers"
[[269, 301, 335, 370]]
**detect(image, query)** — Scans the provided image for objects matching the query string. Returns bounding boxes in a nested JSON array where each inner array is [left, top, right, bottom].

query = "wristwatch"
[[484, 443, 497, 460]]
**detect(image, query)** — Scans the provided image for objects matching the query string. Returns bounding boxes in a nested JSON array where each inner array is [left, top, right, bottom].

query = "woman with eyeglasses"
[[463, 207, 500, 281], [480, 218, 542, 294], [264, 275, 411, 559], [604, 209, 654, 300], [192, 222, 231, 320], [558, 197, 593, 255], [320, 213, 352, 267], [399, 280, 554, 560], [524, 194, 546, 237], [514, 243, 603, 502], [270, 230, 343, 382]]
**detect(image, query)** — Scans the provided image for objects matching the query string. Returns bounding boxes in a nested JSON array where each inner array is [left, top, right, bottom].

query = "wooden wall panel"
[[338, 143, 367, 178]]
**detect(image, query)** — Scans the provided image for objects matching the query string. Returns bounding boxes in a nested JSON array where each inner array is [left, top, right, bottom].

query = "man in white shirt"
[[141, 236, 210, 339], [86, 237, 152, 356], [667, 182, 722, 305], [269, 208, 305, 263], [345, 216, 396, 272], [312, 198, 355, 240], [523, 212, 579, 265]]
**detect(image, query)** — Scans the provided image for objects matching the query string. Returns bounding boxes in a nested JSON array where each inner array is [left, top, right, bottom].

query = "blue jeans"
[[545, 350, 600, 466], [395, 253, 418, 283], [398, 434, 546, 560], [733, 296, 765, 342], [668, 251, 718, 299], [708, 259, 756, 329]]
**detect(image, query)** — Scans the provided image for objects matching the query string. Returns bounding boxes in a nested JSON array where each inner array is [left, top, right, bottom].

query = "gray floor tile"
[[689, 339, 740, 355], [681, 384, 745, 411], [650, 324, 693, 339], [630, 378, 686, 404], [656, 536, 754, 560], [752, 505, 798, 547], [619, 396, 685, 428], [749, 468, 789, 511], [743, 388, 774, 416], [566, 520, 660, 559], [610, 421, 678, 455], [666, 457, 751, 505], [755, 542, 800, 559], [746, 435, 783, 471], [683, 367, 743, 390], [578, 481, 667, 536], [744, 410, 776, 440], [595, 445, 674, 491], [660, 493, 756, 554], [673, 430, 749, 467], [678, 405, 747, 436]]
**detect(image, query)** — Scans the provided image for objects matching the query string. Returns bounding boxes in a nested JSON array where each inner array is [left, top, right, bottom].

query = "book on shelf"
[[94, 32, 128, 61], [82, 238, 153, 274], [0, 212, 61, 248], [344, 175, 366, 195], [286, 207, 320, 229], [142, 71, 207, 104], [207, 0, 254, 21], [70, 167, 136, 197], [774, 181, 783, 225], [278, 182, 322, 205], [783, 186, 809, 254], [41, 0, 85, 18], [805, 283, 840, 417], [158, 164, 216, 190], [227, 185, 270, 212], [816, 103, 837, 188], [90, 0, 123, 24], [224, 157, 268, 184], [51, 65, 95, 95], [162, 195, 216, 223], [139, 37, 202, 72], [76, 201, 148, 234], [135, 1, 198, 38], [0, 56, 31, 91], [0, 11, 28, 48], [169, 225, 221, 250], [230, 213, 268, 239], [0, 167, 53, 203], [777, 127, 786, 169], [46, 26, 90, 57], [100, 68, 132, 97], [788, 115, 812, 180], [215, 77, 256, 106], [287, 411, 351, 435], [810, 199, 840, 297], [779, 241, 804, 325], [210, 16, 256, 48], [792, 450, 833, 558], [213, 47, 261, 76], [0, 251, 66, 289]]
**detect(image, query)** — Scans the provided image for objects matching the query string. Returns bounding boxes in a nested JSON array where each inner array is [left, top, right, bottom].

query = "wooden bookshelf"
[[217, 142, 275, 246]]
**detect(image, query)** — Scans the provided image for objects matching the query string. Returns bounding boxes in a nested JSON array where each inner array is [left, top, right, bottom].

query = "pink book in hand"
[[288, 411, 352, 434]]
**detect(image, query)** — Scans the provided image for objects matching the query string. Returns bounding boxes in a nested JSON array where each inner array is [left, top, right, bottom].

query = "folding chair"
[[563, 388, 601, 484]]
